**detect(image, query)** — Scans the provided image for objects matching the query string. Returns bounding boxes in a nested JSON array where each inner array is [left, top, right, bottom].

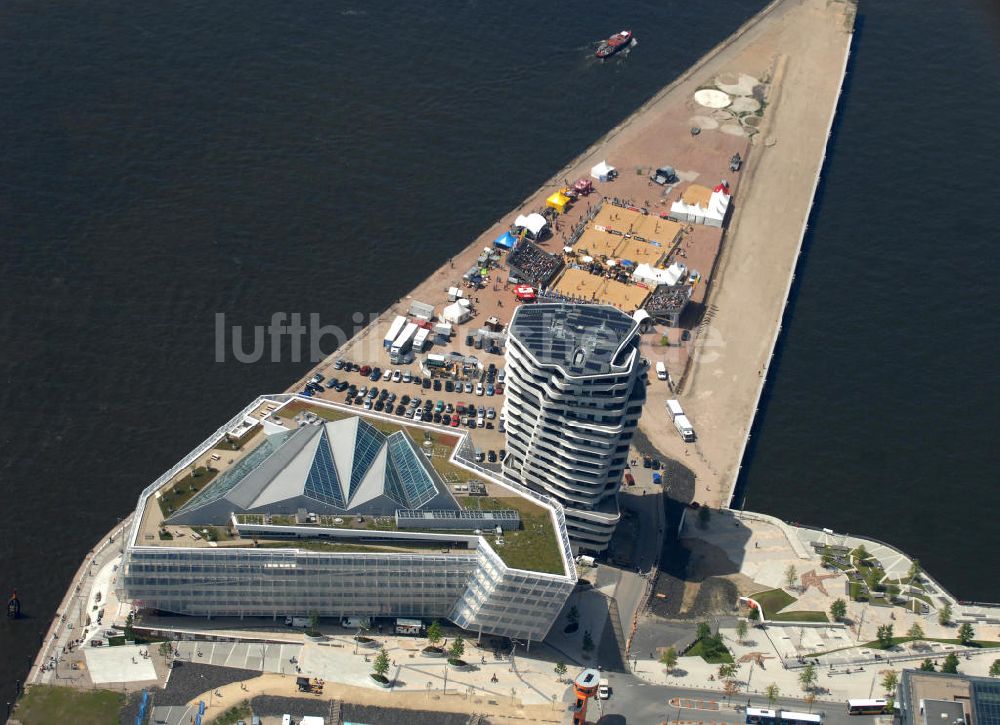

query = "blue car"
[[301, 387, 314, 397], [486, 384, 495, 396]]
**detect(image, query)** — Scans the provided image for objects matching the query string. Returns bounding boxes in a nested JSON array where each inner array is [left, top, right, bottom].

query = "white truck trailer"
[[666, 399, 696, 442], [383, 315, 407, 349]]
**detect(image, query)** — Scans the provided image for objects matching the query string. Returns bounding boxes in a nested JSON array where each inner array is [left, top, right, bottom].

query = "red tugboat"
[[595, 30, 633, 59]]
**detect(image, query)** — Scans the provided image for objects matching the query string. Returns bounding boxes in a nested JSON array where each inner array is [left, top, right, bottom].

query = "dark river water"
[[1, 0, 997, 700]]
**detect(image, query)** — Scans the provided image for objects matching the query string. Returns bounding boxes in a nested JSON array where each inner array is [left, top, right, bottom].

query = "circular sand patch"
[[720, 124, 746, 137], [712, 109, 735, 122], [715, 73, 759, 96], [694, 89, 731, 109], [741, 115, 761, 128], [730, 96, 761, 114], [689, 115, 720, 130]]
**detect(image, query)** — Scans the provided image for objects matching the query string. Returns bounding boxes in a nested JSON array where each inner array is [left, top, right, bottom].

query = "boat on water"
[[595, 30, 633, 59], [8, 589, 21, 618]]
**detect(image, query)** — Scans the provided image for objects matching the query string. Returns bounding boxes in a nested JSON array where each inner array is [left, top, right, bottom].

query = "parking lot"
[[296, 357, 509, 465]]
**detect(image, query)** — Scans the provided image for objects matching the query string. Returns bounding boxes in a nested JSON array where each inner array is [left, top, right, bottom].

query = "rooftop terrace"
[[138, 398, 569, 575], [508, 302, 639, 376]]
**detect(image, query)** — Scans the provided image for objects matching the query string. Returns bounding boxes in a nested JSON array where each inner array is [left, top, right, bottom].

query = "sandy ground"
[[640, 0, 856, 507], [192, 672, 565, 725]]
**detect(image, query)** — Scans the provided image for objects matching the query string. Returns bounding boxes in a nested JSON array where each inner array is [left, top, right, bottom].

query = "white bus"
[[395, 618, 423, 635], [746, 708, 822, 725], [847, 699, 890, 715]]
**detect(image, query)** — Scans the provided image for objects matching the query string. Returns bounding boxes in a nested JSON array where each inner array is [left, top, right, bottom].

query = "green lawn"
[[686, 638, 734, 664], [15, 686, 124, 725], [770, 610, 829, 623], [158, 466, 219, 518], [751, 589, 797, 618]]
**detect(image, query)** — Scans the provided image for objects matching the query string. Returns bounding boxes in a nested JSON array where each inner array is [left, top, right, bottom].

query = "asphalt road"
[[591, 677, 885, 725]]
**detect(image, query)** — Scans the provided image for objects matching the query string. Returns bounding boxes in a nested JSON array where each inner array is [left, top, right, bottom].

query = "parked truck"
[[412, 326, 430, 353], [673, 414, 696, 442], [285, 616, 310, 628], [383, 315, 407, 349], [390, 322, 419, 361], [666, 399, 696, 442]]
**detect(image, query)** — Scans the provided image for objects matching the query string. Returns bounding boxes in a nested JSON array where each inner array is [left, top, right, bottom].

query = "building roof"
[[168, 417, 455, 524], [509, 303, 639, 376]]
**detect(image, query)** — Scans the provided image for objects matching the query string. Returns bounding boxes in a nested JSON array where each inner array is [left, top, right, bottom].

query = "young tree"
[[124, 612, 135, 641], [919, 659, 936, 672], [696, 622, 712, 641], [765, 683, 780, 708], [908, 559, 922, 581], [882, 670, 899, 696], [372, 647, 391, 679], [554, 661, 568, 681], [799, 663, 817, 693], [989, 659, 1000, 678], [308, 610, 320, 630], [784, 565, 798, 591], [698, 506, 711, 529], [448, 635, 466, 662], [876, 624, 895, 649], [158, 641, 174, 667], [803, 692, 817, 713], [907, 622, 925, 640], [830, 598, 848, 622], [958, 623, 975, 645], [855, 545, 869, 564], [659, 647, 678, 673], [426, 620, 443, 648], [821, 553, 835, 570], [938, 602, 953, 626], [723, 679, 740, 704], [942, 653, 960, 674], [718, 662, 738, 680], [736, 619, 749, 644]]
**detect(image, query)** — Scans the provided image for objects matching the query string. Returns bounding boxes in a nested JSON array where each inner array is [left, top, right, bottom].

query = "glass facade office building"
[[117, 395, 576, 643]]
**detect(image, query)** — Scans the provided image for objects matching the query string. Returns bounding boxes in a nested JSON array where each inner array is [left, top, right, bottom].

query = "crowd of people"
[[506, 241, 563, 287]]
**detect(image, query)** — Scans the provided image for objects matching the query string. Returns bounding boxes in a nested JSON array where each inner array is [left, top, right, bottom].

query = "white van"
[[281, 715, 291, 725], [655, 361, 667, 381]]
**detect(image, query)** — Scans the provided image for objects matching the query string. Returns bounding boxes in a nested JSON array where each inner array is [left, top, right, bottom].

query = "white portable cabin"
[[383, 315, 407, 349], [409, 300, 435, 321]]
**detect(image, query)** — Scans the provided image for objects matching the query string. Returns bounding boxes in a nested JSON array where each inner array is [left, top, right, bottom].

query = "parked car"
[[476, 383, 484, 396], [487, 450, 497, 463], [402, 371, 412, 383], [400, 394, 410, 406], [497, 369, 506, 383], [396, 405, 406, 415], [442, 414, 451, 426], [392, 369, 402, 382], [450, 417, 459, 427], [382, 369, 392, 381], [486, 384, 495, 396], [374, 401, 384, 411], [486, 407, 496, 419], [444, 380, 454, 392], [422, 379, 431, 390], [310, 373, 325, 384], [369, 368, 381, 381], [359, 365, 371, 376], [433, 379, 441, 391], [464, 382, 473, 394], [334, 359, 345, 370], [325, 377, 339, 388]]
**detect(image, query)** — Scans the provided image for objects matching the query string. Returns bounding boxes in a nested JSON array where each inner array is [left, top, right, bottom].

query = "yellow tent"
[[546, 191, 572, 214]]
